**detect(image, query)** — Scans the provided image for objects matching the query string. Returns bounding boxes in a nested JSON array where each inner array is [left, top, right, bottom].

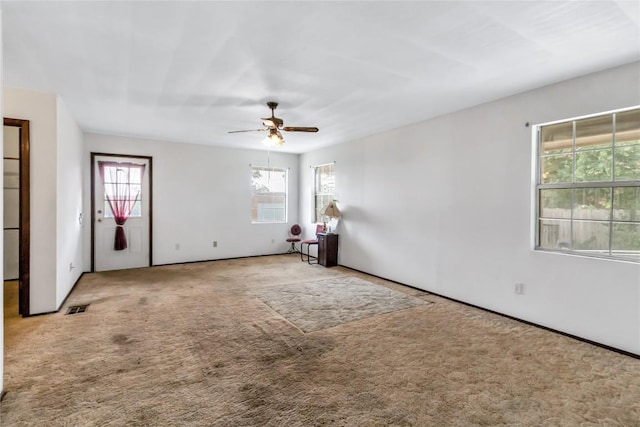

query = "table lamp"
[[322, 201, 341, 233]]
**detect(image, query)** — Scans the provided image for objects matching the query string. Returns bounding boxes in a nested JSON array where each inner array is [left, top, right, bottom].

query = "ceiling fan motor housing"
[[263, 102, 283, 128]]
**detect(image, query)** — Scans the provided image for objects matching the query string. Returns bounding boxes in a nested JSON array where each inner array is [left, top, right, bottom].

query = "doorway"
[[3, 118, 30, 316], [91, 153, 152, 272]]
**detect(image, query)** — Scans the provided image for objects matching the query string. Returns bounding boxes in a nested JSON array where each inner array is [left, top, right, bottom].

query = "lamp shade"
[[263, 128, 284, 147], [322, 201, 341, 219]]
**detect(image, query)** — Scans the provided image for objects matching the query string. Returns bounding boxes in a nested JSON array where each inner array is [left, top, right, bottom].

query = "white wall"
[[56, 97, 84, 307], [3, 87, 58, 314], [2, 88, 84, 314], [84, 133, 300, 267], [300, 62, 640, 355]]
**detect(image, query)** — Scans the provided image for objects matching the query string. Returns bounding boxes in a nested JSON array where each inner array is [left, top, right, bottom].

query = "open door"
[[3, 118, 30, 316], [91, 153, 152, 272]]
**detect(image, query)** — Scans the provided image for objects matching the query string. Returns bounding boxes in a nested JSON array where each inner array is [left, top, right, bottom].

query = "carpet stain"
[[239, 383, 271, 408], [112, 334, 131, 345]]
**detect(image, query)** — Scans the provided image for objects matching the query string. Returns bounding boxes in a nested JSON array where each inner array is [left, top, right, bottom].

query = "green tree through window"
[[536, 108, 640, 261]]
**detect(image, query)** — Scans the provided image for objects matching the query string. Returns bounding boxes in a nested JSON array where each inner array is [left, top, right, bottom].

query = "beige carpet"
[[2, 255, 639, 426], [253, 276, 429, 332]]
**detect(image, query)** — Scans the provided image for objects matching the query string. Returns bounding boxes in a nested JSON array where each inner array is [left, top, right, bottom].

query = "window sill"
[[534, 247, 640, 264]]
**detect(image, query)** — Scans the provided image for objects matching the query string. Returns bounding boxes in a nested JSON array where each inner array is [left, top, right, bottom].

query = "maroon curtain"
[[98, 161, 146, 251]]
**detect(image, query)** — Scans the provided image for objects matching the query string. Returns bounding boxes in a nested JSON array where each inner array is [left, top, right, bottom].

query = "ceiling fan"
[[228, 101, 319, 146]]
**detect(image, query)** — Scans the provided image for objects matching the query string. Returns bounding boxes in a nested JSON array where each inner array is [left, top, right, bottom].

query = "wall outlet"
[[69, 262, 75, 272], [175, 243, 180, 251], [213, 241, 218, 248], [514, 283, 524, 295], [271, 239, 275, 244]]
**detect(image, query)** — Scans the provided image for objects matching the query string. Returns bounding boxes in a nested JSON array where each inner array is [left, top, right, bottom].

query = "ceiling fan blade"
[[228, 129, 267, 134], [282, 127, 319, 132]]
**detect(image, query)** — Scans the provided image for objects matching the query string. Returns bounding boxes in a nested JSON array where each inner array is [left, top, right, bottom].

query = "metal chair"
[[301, 224, 324, 264], [286, 224, 302, 254]]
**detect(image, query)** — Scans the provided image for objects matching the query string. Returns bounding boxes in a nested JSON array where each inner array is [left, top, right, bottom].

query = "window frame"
[[533, 106, 640, 263], [250, 165, 288, 224], [312, 162, 335, 223]]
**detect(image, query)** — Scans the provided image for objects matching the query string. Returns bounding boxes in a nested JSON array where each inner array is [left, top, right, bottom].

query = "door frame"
[[4, 118, 31, 316], [90, 152, 153, 272]]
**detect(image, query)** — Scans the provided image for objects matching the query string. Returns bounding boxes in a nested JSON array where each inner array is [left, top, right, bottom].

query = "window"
[[536, 108, 640, 262], [251, 166, 287, 223], [100, 163, 144, 218], [313, 163, 335, 222]]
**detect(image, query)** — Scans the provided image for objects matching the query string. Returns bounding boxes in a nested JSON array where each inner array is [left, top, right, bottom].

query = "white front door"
[[93, 154, 151, 272]]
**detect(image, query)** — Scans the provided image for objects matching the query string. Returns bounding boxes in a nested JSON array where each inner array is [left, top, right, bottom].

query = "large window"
[[313, 163, 335, 222], [536, 108, 640, 262], [251, 166, 287, 223]]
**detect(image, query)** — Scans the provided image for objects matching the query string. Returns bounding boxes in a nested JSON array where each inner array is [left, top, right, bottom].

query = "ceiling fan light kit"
[[230, 101, 319, 147], [263, 128, 285, 147]]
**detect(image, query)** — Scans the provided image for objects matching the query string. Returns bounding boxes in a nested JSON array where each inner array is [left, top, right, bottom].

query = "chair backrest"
[[315, 224, 324, 235], [290, 224, 302, 237]]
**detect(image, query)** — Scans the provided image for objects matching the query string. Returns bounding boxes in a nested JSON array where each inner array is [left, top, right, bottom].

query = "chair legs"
[[301, 242, 319, 264], [286, 242, 300, 254]]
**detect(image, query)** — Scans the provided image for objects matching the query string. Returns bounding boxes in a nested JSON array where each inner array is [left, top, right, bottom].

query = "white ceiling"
[[2, 1, 639, 153]]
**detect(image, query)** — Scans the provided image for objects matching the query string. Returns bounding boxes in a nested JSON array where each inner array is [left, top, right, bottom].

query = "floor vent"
[[66, 304, 89, 315]]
